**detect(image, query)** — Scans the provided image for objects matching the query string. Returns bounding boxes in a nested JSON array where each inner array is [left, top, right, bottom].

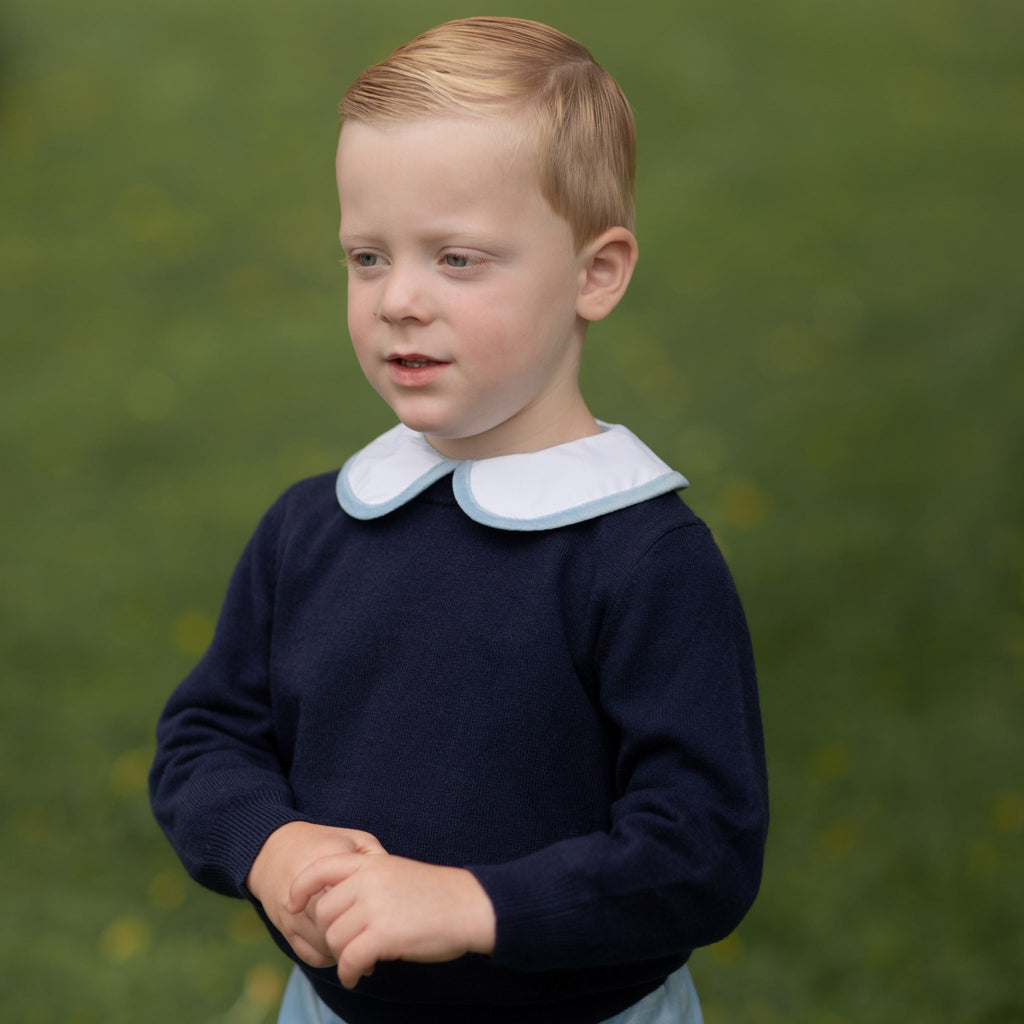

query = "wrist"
[[245, 820, 308, 901], [458, 868, 497, 955]]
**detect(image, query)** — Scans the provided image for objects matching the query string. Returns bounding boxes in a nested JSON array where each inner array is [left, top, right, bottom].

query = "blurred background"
[[2, 0, 1021, 1020]]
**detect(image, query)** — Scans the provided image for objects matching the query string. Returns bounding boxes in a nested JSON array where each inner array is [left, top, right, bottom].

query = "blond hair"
[[338, 17, 636, 249]]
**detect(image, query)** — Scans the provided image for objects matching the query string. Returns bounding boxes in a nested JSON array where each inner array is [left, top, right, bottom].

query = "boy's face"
[[336, 116, 596, 460]]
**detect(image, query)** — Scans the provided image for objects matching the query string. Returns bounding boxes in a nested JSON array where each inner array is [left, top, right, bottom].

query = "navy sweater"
[[150, 471, 768, 1024]]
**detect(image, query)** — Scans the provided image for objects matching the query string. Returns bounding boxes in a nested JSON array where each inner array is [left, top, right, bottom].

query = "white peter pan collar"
[[336, 422, 688, 532]]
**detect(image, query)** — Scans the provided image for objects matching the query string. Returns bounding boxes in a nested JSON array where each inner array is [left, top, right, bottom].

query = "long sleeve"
[[149, 496, 308, 896], [470, 521, 768, 970]]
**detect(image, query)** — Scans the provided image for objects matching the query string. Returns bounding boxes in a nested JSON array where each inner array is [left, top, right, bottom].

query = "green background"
[[2, 0, 1021, 1020]]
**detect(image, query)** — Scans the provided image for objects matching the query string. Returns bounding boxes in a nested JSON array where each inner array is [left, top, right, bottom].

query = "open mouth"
[[386, 355, 449, 386], [392, 357, 440, 369]]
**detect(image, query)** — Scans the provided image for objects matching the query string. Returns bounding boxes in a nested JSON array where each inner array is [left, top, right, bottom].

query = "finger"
[[289, 933, 336, 969], [302, 885, 327, 923], [304, 879, 359, 938], [336, 930, 378, 989], [283, 913, 336, 968], [288, 854, 362, 913], [349, 830, 388, 855], [319, 893, 371, 968]]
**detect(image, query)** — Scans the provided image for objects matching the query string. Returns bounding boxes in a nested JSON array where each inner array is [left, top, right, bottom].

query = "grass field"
[[2, 0, 1022, 1020]]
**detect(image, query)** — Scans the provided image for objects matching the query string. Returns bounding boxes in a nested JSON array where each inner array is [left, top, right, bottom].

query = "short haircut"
[[338, 17, 636, 249]]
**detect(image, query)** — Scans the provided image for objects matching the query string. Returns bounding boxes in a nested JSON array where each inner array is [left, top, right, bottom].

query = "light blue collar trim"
[[336, 422, 688, 532]]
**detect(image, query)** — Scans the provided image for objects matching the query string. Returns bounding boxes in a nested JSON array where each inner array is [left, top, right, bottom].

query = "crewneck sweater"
[[150, 427, 768, 1024]]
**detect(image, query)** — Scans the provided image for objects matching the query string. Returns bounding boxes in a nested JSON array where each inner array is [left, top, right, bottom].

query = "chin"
[[394, 413, 450, 436], [391, 408, 476, 442]]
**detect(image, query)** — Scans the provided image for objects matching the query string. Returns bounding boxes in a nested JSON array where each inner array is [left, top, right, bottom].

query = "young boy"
[[150, 17, 768, 1024]]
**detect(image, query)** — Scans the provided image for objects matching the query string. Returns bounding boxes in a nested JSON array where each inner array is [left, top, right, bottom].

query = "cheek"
[[346, 288, 374, 342], [347, 323, 378, 381]]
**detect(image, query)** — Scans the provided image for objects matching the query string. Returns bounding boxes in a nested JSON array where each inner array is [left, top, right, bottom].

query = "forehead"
[[342, 112, 528, 161], [337, 114, 532, 176], [336, 116, 552, 229]]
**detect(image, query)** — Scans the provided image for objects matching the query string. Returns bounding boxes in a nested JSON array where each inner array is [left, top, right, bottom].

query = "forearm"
[[469, 787, 767, 971], [149, 494, 298, 894], [150, 742, 307, 897]]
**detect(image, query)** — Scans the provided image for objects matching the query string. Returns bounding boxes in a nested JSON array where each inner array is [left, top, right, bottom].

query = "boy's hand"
[[289, 853, 497, 989], [245, 821, 386, 968]]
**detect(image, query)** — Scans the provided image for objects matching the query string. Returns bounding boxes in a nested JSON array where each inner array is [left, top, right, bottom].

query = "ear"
[[576, 227, 639, 323]]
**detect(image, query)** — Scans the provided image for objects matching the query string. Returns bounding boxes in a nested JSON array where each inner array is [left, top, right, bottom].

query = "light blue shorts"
[[278, 962, 703, 1024]]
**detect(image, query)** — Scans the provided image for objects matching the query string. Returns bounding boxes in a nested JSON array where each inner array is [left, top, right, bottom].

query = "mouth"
[[390, 355, 442, 369], [385, 354, 449, 387]]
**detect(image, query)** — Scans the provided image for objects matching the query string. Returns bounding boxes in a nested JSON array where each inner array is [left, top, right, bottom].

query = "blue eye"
[[444, 253, 471, 268], [355, 253, 379, 267]]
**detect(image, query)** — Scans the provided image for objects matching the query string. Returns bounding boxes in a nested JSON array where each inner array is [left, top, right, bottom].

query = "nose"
[[377, 262, 434, 324]]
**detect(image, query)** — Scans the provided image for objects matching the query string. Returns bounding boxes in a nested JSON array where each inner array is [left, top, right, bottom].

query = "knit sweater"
[[149, 426, 768, 1024]]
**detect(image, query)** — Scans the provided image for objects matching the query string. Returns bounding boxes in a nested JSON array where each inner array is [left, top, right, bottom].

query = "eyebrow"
[[339, 225, 513, 255]]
